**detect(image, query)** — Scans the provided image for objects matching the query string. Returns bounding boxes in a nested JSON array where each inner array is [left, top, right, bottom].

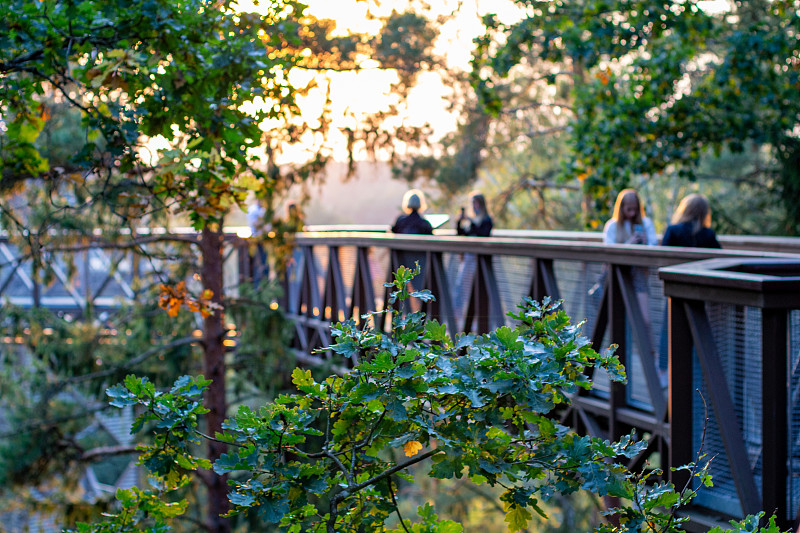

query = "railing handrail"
[[293, 231, 800, 268], [5, 225, 800, 254], [298, 225, 800, 252]]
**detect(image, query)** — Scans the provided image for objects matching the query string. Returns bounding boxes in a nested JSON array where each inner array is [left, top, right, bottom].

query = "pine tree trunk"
[[200, 226, 231, 533]]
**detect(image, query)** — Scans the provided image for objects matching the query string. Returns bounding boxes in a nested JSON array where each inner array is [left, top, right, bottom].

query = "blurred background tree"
[[466, 0, 799, 233]]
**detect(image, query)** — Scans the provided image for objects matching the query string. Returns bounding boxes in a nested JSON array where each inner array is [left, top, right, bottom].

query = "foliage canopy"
[[471, 0, 800, 229]]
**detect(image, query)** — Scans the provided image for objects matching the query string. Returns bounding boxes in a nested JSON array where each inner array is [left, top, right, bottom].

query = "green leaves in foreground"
[[65, 486, 187, 533], [106, 374, 212, 486], [82, 267, 771, 532]]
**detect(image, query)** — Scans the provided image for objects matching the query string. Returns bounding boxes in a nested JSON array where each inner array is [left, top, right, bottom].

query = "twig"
[[195, 430, 245, 449], [340, 449, 440, 497], [326, 450, 354, 487], [662, 389, 712, 532], [387, 476, 412, 533]]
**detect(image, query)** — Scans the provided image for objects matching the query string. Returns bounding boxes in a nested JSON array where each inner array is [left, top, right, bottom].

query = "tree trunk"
[[200, 226, 230, 533]]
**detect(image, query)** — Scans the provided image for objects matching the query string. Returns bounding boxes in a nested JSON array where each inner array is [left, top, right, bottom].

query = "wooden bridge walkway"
[[4, 227, 800, 529]]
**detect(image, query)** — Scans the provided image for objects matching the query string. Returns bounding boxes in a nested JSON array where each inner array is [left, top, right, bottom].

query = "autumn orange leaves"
[[158, 281, 221, 318]]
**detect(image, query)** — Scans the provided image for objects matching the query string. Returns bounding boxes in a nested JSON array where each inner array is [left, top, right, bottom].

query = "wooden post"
[[608, 265, 627, 441], [668, 297, 694, 490], [762, 308, 788, 526]]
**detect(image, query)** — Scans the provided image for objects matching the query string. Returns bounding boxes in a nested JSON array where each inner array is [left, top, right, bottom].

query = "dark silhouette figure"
[[662, 193, 721, 248], [456, 191, 492, 237], [392, 189, 433, 235]]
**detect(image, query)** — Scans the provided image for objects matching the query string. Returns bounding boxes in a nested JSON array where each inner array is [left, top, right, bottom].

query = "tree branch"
[[387, 476, 412, 533], [342, 449, 440, 496], [80, 444, 139, 462], [0, 50, 45, 73]]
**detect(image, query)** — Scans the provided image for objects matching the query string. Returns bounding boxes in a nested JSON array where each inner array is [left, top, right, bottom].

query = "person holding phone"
[[602, 188, 660, 379], [456, 191, 493, 237], [603, 189, 657, 246]]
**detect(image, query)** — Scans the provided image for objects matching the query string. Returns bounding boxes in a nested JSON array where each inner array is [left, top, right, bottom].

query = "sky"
[[235, 0, 731, 164], [230, 0, 528, 163]]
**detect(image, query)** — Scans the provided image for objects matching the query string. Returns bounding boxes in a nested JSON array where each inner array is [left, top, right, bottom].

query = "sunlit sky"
[[145, 0, 732, 167], [242, 0, 731, 163], [231, 0, 528, 163]]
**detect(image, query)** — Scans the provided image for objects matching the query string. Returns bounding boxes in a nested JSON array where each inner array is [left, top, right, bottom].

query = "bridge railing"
[[0, 230, 241, 318], [279, 230, 800, 527], [661, 258, 800, 524], [5, 227, 800, 526]]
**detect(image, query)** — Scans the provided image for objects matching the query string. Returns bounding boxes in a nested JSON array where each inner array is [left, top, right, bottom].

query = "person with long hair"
[[454, 191, 493, 326], [603, 188, 658, 246], [658, 194, 720, 388], [456, 191, 493, 237], [662, 193, 721, 248], [603, 188, 661, 382]]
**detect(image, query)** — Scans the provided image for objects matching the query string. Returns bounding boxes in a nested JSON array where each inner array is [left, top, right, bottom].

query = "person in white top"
[[603, 188, 658, 246], [602, 188, 663, 384]]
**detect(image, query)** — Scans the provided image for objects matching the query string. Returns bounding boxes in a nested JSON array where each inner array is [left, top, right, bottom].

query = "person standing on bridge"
[[603, 189, 658, 247], [602, 189, 658, 300], [391, 189, 433, 304], [456, 191, 493, 237], [454, 191, 493, 325], [391, 189, 433, 235], [603, 188, 660, 382], [658, 193, 720, 382], [661, 193, 721, 249]]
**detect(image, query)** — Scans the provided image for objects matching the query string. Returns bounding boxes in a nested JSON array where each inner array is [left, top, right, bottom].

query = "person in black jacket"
[[456, 191, 493, 237], [454, 191, 493, 323], [662, 193, 721, 249], [391, 189, 433, 235], [391, 189, 432, 299], [658, 193, 720, 388]]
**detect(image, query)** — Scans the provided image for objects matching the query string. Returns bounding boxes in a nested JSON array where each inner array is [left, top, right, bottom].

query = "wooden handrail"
[[294, 231, 800, 266]]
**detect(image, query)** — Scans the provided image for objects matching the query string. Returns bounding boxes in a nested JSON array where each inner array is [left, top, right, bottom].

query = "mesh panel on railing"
[[631, 268, 668, 409], [372, 247, 391, 312], [543, 260, 668, 410], [789, 310, 800, 518], [692, 303, 763, 518], [284, 249, 302, 315], [445, 252, 475, 327], [0, 243, 33, 300], [554, 259, 601, 326], [333, 246, 357, 322], [313, 246, 329, 318], [1, 243, 144, 311], [491, 255, 534, 320], [550, 260, 604, 395]]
